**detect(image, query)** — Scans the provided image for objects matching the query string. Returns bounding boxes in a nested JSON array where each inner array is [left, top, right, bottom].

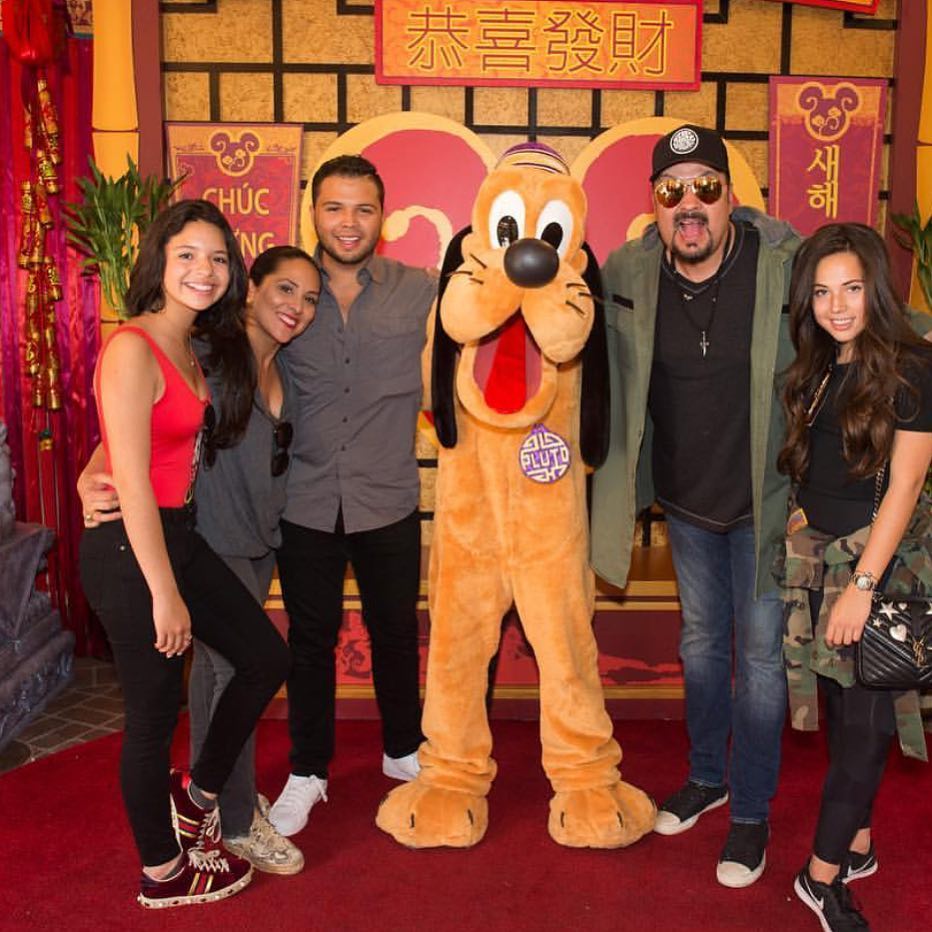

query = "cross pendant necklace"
[[674, 224, 732, 359], [678, 280, 721, 359]]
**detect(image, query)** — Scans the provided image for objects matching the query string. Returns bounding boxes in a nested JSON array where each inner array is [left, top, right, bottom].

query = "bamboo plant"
[[891, 201, 932, 312], [65, 157, 185, 318]]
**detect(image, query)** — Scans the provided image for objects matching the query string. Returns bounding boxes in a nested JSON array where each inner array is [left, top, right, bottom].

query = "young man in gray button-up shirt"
[[269, 155, 437, 837]]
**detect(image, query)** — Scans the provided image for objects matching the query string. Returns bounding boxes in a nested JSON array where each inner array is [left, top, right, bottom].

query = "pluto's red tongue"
[[483, 314, 526, 414]]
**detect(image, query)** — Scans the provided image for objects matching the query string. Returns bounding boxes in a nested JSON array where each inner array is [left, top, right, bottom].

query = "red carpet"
[[1, 719, 929, 931]]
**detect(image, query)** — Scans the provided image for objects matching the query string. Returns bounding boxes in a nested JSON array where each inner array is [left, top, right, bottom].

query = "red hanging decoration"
[[1, 0, 56, 65]]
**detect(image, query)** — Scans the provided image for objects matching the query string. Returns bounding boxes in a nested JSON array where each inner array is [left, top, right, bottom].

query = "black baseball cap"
[[650, 124, 730, 182]]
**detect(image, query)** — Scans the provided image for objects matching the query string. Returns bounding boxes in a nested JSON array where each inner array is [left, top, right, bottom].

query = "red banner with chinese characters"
[[166, 123, 304, 265], [764, 1, 879, 12], [375, 0, 701, 91], [769, 77, 887, 237]]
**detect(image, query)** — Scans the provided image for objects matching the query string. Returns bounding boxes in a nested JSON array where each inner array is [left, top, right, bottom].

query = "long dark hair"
[[778, 222, 929, 483], [124, 199, 253, 460], [124, 198, 247, 326], [204, 244, 317, 460]]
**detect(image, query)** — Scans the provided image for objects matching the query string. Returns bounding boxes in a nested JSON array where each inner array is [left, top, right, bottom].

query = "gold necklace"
[[805, 365, 834, 426]]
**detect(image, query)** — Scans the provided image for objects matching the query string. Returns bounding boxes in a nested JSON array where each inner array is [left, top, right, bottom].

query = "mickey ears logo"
[[209, 131, 261, 177], [669, 127, 699, 155], [796, 83, 862, 142]]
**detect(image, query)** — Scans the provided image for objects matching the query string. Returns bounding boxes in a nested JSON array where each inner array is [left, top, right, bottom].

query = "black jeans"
[[805, 590, 896, 865], [813, 674, 895, 865], [79, 509, 289, 866], [277, 509, 424, 778]]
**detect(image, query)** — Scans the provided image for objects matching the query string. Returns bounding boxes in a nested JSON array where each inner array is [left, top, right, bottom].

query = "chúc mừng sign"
[[166, 123, 304, 265]]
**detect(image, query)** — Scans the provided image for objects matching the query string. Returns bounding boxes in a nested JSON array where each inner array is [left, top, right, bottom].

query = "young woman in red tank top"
[[79, 200, 289, 908]]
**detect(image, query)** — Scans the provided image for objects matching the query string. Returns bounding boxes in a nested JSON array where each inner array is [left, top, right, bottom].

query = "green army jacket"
[[590, 207, 802, 598], [782, 498, 932, 761]]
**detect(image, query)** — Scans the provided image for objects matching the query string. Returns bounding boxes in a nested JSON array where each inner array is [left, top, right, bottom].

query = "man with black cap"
[[590, 124, 801, 888]]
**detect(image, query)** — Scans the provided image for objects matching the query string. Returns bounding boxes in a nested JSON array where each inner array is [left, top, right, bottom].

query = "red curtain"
[[1, 25, 103, 655]]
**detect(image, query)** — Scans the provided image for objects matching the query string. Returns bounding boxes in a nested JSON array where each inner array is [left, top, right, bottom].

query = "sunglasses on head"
[[271, 420, 294, 478], [653, 174, 724, 209]]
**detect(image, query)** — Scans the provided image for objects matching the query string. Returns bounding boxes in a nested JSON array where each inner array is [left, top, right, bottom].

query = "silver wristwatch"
[[849, 571, 877, 592]]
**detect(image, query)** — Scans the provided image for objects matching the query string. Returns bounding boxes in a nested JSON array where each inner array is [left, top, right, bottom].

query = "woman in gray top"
[[80, 245, 320, 875]]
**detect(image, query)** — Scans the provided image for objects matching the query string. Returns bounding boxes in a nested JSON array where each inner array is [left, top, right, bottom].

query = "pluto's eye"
[[488, 189, 525, 248], [540, 222, 562, 250], [497, 216, 519, 247], [535, 200, 574, 258]]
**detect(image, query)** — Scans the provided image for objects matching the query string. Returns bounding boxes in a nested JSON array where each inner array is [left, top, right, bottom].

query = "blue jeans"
[[665, 514, 786, 824]]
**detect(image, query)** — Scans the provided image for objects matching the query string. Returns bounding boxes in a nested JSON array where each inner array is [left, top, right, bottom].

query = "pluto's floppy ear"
[[579, 240, 609, 469], [431, 226, 471, 449]]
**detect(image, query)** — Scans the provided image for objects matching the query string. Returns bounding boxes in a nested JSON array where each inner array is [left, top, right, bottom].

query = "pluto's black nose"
[[504, 237, 559, 288]]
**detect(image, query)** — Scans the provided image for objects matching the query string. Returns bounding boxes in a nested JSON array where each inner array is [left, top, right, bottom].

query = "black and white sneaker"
[[794, 867, 870, 931], [716, 821, 768, 888], [840, 845, 877, 884], [653, 781, 728, 835]]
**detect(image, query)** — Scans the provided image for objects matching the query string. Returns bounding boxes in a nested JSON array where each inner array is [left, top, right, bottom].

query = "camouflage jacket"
[[781, 493, 932, 761]]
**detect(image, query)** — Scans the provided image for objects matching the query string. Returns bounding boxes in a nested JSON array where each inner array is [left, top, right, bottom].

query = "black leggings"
[[79, 508, 289, 866], [810, 589, 896, 865]]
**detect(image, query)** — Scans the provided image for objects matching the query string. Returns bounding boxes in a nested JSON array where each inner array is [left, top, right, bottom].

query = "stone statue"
[[0, 418, 75, 752], [0, 420, 15, 541]]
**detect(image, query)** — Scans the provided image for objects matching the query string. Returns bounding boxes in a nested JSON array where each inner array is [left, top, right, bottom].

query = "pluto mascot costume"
[[376, 143, 655, 849]]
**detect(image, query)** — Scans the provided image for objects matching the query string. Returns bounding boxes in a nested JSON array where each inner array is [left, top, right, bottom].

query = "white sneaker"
[[382, 751, 420, 781], [267, 774, 328, 837]]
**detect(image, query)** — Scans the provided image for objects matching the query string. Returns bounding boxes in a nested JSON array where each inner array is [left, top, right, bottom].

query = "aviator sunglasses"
[[653, 174, 724, 209], [271, 420, 294, 478]]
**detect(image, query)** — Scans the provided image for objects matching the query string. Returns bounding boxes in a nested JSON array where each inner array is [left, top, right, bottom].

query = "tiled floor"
[[0, 656, 123, 775]]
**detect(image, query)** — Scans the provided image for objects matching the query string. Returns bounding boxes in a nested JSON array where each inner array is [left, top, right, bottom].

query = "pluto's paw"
[[376, 779, 488, 848], [548, 782, 656, 848]]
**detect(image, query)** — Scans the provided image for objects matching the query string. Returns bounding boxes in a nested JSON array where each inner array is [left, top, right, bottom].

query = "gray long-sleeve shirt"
[[281, 253, 437, 534], [193, 349, 294, 559]]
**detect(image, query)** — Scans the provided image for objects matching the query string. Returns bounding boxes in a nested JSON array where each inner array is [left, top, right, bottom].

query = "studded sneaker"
[[169, 769, 220, 852], [653, 781, 729, 835], [716, 821, 769, 888], [268, 774, 328, 837], [840, 845, 877, 885], [224, 805, 305, 875], [138, 847, 252, 909], [794, 866, 870, 931]]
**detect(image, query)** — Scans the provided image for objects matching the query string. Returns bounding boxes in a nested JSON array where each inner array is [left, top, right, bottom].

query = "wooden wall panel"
[[161, 0, 900, 218]]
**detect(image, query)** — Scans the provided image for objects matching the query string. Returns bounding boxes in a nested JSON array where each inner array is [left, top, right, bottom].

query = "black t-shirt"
[[649, 221, 760, 532], [799, 355, 932, 538]]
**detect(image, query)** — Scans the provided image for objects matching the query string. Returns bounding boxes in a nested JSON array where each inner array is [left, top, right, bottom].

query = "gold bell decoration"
[[44, 257, 63, 301], [19, 68, 65, 412], [18, 182, 38, 269]]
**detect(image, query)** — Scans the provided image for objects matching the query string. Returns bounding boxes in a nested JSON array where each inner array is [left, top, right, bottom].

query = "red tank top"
[[94, 325, 211, 508]]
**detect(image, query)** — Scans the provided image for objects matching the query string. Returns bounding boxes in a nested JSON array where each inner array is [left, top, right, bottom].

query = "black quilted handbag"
[[855, 594, 932, 690], [852, 465, 932, 690]]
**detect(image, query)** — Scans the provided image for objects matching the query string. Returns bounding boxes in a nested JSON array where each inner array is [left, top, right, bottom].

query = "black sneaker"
[[653, 781, 728, 835], [716, 821, 768, 888], [840, 845, 877, 884], [794, 867, 870, 931]]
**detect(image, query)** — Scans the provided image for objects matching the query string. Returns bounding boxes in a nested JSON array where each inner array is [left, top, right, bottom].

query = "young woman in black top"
[[779, 222, 932, 931]]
